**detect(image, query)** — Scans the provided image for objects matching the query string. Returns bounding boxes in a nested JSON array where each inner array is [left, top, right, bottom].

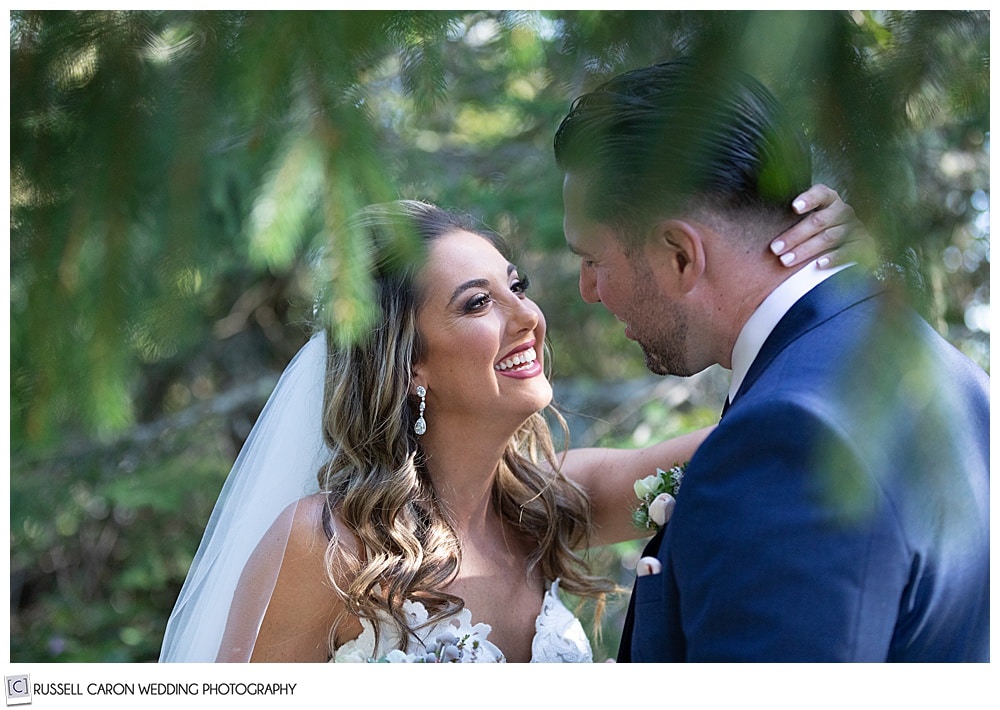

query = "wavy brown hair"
[[315, 201, 613, 655]]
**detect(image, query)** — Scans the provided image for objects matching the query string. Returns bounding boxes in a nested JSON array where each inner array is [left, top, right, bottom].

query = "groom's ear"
[[648, 219, 705, 294]]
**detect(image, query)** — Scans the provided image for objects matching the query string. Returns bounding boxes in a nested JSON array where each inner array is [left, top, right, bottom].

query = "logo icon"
[[5, 676, 31, 706]]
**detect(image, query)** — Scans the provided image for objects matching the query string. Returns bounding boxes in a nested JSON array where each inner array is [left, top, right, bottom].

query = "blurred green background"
[[9, 10, 989, 662]]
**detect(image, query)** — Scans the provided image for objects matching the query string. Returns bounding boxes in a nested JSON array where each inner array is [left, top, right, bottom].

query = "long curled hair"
[[316, 201, 612, 654]]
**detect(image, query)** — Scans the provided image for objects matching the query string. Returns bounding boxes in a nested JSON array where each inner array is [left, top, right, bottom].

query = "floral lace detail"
[[333, 598, 505, 663], [530, 579, 593, 663], [332, 579, 591, 663]]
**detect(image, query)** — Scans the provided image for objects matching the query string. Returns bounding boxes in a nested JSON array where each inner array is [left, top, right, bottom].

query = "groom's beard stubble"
[[623, 253, 695, 378], [634, 307, 694, 378], [639, 325, 690, 377]]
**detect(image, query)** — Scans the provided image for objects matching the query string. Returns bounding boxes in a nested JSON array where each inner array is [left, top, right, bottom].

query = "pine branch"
[[13, 374, 280, 468]]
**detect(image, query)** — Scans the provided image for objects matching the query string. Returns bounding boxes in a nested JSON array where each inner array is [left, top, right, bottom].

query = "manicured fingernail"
[[817, 256, 830, 268], [780, 252, 795, 266], [793, 199, 807, 213], [770, 240, 785, 255]]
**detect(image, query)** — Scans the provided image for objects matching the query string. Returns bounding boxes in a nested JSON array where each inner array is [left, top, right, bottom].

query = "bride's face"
[[412, 230, 552, 432]]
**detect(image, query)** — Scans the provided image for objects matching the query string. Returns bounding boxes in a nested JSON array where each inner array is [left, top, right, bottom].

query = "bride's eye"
[[464, 293, 492, 313], [511, 274, 531, 295]]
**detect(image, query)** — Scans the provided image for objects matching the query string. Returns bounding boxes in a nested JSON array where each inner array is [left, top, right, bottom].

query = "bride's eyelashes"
[[461, 274, 532, 313], [464, 292, 493, 313]]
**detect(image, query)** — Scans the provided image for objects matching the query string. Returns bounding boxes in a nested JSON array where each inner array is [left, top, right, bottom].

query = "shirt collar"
[[728, 262, 853, 401]]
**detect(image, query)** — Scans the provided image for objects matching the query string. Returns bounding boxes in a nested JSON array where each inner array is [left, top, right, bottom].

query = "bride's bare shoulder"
[[280, 492, 360, 560], [244, 493, 357, 661]]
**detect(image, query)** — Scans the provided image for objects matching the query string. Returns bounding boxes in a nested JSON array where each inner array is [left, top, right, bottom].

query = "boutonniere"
[[632, 463, 686, 532]]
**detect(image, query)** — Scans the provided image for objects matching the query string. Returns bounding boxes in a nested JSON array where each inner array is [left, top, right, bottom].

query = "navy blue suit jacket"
[[619, 268, 990, 662]]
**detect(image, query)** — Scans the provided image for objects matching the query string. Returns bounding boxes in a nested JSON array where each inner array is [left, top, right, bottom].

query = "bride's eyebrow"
[[448, 278, 489, 306], [446, 264, 516, 306]]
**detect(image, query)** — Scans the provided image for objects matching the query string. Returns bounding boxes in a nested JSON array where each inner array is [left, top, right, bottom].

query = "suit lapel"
[[729, 268, 885, 409]]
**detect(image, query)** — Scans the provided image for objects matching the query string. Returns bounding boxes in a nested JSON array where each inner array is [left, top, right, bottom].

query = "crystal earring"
[[414, 386, 427, 436]]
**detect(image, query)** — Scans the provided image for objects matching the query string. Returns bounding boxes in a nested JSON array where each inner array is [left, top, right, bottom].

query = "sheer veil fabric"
[[159, 332, 330, 662]]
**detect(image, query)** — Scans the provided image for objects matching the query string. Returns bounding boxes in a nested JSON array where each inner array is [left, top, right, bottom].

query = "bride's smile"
[[494, 342, 540, 376], [412, 229, 553, 430]]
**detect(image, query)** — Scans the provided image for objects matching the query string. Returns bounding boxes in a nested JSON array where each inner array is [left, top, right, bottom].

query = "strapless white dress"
[[333, 579, 592, 663]]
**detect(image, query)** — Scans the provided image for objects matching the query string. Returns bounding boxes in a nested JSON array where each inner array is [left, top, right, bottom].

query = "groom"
[[553, 59, 989, 661]]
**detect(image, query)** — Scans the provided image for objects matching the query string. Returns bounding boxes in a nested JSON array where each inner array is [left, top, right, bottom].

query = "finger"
[[791, 183, 838, 214], [775, 224, 849, 268], [815, 240, 871, 269], [772, 208, 851, 256], [779, 226, 878, 270]]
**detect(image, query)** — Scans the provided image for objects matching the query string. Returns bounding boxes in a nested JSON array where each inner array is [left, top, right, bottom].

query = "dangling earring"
[[414, 386, 427, 436]]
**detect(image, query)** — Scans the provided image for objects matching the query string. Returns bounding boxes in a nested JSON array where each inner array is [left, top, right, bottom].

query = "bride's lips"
[[494, 340, 543, 379]]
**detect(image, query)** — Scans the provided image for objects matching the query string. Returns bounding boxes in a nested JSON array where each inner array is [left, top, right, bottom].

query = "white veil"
[[159, 331, 330, 662]]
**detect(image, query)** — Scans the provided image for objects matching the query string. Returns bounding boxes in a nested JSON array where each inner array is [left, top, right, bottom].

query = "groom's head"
[[554, 58, 813, 375]]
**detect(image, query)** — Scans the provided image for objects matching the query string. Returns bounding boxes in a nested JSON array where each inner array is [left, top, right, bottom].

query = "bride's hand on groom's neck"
[[770, 184, 875, 269]]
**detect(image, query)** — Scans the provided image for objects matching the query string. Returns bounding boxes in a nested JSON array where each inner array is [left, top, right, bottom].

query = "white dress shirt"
[[728, 262, 853, 402]]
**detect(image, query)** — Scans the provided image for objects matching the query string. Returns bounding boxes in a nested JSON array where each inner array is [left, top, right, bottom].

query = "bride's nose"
[[508, 295, 542, 334]]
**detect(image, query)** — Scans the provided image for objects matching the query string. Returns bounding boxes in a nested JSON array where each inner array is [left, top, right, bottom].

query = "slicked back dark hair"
[[553, 58, 812, 248]]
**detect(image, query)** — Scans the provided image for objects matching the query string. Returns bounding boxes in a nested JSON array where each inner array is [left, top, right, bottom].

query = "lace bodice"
[[332, 579, 592, 663]]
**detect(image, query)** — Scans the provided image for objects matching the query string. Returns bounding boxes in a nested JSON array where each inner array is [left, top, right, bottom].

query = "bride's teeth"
[[496, 347, 536, 371]]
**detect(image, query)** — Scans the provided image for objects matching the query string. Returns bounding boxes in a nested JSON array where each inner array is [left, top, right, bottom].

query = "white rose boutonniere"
[[632, 463, 686, 532], [647, 493, 675, 527]]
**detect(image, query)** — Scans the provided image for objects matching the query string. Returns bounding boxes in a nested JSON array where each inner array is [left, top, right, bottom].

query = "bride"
[[160, 191, 863, 663]]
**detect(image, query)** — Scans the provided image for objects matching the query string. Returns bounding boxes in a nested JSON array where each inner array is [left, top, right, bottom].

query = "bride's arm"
[[218, 494, 343, 662], [561, 426, 714, 548]]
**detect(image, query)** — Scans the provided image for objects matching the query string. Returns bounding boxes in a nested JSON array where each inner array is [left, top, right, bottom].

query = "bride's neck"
[[418, 426, 509, 536]]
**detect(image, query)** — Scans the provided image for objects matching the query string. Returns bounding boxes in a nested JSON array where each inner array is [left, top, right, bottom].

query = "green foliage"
[[10, 10, 990, 662], [11, 418, 233, 662], [11, 9, 990, 447]]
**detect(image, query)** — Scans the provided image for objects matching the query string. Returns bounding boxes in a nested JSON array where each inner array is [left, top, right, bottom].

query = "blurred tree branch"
[[11, 9, 989, 449]]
